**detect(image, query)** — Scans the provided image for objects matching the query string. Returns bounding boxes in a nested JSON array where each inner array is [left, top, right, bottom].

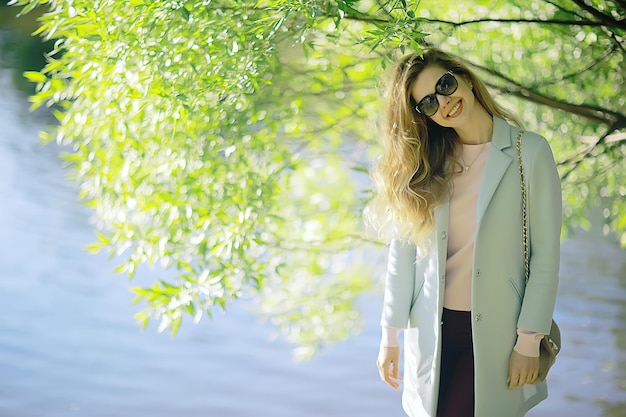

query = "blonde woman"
[[369, 48, 562, 417]]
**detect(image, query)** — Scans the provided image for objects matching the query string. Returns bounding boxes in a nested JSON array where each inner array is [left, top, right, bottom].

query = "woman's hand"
[[377, 346, 402, 390], [508, 350, 540, 389]]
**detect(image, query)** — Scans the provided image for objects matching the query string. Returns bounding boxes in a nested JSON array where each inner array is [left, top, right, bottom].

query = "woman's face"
[[410, 65, 476, 128]]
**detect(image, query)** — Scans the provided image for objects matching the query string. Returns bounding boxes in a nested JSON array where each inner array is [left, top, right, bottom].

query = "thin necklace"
[[461, 143, 488, 172]]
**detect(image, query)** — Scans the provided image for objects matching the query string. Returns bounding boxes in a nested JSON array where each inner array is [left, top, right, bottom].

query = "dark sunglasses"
[[414, 71, 458, 117]]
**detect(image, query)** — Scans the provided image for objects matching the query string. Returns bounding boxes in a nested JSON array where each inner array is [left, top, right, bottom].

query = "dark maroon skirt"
[[437, 308, 475, 417]]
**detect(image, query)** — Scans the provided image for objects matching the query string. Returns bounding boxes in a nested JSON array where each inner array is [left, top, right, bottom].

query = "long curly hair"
[[365, 48, 522, 247]]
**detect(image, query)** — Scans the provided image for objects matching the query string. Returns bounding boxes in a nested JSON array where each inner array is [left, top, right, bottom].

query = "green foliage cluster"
[[10, 0, 625, 354], [12, 0, 390, 354]]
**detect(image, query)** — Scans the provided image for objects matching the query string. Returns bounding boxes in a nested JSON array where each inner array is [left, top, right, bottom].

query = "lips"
[[447, 101, 462, 118]]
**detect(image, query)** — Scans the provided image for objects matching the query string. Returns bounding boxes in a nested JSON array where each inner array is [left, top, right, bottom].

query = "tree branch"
[[511, 88, 618, 126], [544, 0, 584, 17], [550, 45, 617, 85], [569, 0, 626, 29], [489, 80, 624, 127], [559, 124, 617, 181], [471, 62, 626, 128], [423, 17, 615, 28], [602, 25, 626, 54], [615, 0, 626, 10], [568, 158, 622, 187], [337, 4, 626, 36]]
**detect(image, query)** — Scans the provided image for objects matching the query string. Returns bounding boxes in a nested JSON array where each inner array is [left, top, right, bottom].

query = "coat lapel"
[[476, 117, 515, 226]]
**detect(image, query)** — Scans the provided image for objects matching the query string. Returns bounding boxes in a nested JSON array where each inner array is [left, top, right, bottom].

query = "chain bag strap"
[[516, 131, 530, 285], [515, 130, 561, 383]]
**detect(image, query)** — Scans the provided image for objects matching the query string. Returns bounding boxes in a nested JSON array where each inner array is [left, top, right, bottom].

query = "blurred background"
[[1, 3, 625, 417]]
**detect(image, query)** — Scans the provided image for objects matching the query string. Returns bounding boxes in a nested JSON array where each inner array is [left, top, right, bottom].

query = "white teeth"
[[448, 101, 461, 117]]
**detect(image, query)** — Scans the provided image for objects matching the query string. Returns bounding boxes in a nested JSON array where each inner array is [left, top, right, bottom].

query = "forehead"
[[411, 65, 448, 102]]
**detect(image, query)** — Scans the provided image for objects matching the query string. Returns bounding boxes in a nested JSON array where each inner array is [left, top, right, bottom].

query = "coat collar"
[[475, 116, 516, 226], [491, 115, 515, 151]]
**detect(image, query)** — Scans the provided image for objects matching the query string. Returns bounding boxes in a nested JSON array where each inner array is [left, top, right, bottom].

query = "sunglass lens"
[[420, 95, 439, 117], [437, 73, 458, 96]]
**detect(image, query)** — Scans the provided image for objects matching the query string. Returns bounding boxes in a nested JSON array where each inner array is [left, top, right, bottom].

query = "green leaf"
[[83, 243, 102, 254], [181, 7, 190, 21], [23, 71, 46, 83], [170, 316, 182, 335], [135, 311, 151, 329]]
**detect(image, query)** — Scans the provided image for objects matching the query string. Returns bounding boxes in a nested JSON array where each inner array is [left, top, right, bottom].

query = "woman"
[[367, 48, 562, 417]]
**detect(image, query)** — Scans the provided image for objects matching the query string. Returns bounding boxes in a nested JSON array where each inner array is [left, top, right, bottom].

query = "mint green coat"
[[380, 117, 562, 417]]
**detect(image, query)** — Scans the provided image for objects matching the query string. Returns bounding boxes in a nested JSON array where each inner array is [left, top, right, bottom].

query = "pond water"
[[1, 6, 625, 417]]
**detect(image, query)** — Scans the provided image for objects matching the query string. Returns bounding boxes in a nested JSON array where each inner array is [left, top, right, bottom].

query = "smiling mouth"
[[448, 101, 462, 117]]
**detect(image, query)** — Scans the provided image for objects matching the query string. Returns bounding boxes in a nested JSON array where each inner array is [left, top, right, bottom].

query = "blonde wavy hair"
[[365, 48, 522, 247]]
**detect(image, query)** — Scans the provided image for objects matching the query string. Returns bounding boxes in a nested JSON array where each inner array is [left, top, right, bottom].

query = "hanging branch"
[[544, 0, 583, 16], [547, 44, 617, 84], [559, 124, 618, 181], [473, 62, 626, 128], [421, 17, 617, 28], [569, 0, 626, 30]]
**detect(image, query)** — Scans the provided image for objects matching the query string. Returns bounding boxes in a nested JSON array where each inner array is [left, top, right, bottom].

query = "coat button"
[[475, 313, 482, 322], [441, 231, 447, 240]]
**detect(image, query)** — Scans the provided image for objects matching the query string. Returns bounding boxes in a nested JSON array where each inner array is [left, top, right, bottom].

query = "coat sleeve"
[[517, 136, 562, 334], [380, 238, 417, 329]]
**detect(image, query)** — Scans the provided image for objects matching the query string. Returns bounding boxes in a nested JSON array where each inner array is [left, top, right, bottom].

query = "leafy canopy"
[[11, 0, 625, 356]]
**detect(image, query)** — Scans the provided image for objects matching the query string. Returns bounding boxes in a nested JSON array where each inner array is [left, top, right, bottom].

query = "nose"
[[437, 94, 451, 106]]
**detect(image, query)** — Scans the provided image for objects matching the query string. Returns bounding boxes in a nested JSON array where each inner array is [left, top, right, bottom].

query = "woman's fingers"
[[376, 359, 399, 389], [377, 347, 402, 390], [508, 369, 528, 389], [508, 350, 541, 389], [390, 360, 403, 381]]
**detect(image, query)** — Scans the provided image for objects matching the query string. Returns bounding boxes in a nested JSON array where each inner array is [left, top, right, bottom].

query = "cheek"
[[463, 88, 477, 108], [429, 112, 447, 126], [459, 84, 475, 101]]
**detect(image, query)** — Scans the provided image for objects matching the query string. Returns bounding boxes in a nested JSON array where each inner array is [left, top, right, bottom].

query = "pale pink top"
[[382, 143, 543, 357]]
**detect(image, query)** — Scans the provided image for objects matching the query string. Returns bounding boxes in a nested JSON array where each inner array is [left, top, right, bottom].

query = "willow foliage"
[[11, 0, 625, 356]]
